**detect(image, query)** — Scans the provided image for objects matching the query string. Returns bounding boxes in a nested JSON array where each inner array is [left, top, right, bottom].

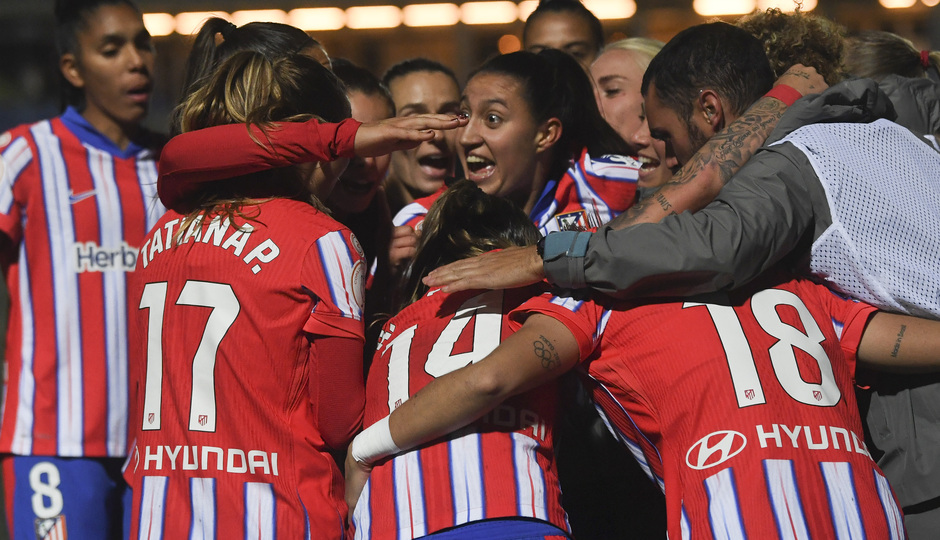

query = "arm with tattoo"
[[858, 312, 940, 372], [609, 64, 826, 231]]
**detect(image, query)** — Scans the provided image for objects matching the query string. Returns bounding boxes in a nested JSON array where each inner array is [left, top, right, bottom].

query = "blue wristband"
[[543, 231, 592, 261]]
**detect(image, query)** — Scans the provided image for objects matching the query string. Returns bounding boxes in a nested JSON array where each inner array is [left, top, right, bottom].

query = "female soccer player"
[[127, 50, 364, 539], [0, 1, 162, 537], [522, 0, 605, 70], [589, 38, 673, 195], [154, 18, 466, 212], [394, 48, 640, 238], [351, 257, 940, 538], [348, 180, 571, 540]]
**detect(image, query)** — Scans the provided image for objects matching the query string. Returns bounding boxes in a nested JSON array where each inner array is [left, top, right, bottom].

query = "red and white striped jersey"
[[518, 276, 905, 540], [127, 199, 366, 540], [390, 186, 444, 232], [0, 108, 165, 458], [391, 150, 639, 236], [352, 286, 569, 540], [531, 149, 639, 234]]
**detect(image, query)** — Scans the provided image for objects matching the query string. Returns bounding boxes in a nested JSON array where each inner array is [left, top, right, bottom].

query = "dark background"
[[0, 0, 938, 134]]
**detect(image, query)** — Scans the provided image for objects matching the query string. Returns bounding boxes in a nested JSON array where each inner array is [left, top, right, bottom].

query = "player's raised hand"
[[389, 225, 418, 275], [423, 245, 544, 293], [354, 114, 467, 157]]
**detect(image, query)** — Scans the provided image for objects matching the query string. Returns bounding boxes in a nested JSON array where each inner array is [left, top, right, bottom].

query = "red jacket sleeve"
[[157, 117, 361, 210]]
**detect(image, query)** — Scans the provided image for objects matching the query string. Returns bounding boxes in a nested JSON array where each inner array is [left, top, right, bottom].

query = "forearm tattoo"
[[704, 97, 787, 186], [611, 97, 787, 231], [890, 324, 907, 358], [533, 335, 560, 370]]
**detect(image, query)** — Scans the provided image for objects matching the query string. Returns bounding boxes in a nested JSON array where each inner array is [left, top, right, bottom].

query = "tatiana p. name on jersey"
[[139, 214, 281, 275]]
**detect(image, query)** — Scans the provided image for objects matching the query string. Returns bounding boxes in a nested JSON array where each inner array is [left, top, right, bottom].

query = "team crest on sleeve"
[[351, 259, 366, 312], [350, 232, 365, 259]]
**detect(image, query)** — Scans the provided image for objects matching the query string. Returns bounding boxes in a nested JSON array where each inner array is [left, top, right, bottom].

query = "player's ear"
[[697, 89, 725, 133], [60, 53, 85, 90], [535, 117, 562, 154]]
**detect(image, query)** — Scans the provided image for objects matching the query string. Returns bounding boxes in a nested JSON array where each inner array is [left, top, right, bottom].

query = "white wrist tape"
[[351, 416, 401, 465]]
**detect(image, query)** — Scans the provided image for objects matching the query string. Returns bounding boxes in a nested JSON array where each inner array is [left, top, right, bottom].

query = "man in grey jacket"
[[426, 21, 940, 537]]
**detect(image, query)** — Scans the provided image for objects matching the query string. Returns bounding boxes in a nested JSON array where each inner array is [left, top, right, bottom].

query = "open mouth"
[[127, 83, 152, 104], [637, 154, 660, 172], [417, 154, 450, 178], [465, 154, 495, 180]]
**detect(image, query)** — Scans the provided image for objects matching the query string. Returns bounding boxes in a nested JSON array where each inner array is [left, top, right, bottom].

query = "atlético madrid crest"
[[35, 514, 67, 540]]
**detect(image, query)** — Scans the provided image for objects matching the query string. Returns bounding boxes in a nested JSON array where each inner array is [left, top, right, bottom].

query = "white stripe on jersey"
[[244, 482, 276, 540], [704, 468, 746, 540], [597, 309, 611, 343], [820, 462, 864, 540], [316, 230, 362, 321], [680, 507, 691, 540], [829, 317, 845, 341], [533, 199, 559, 233], [34, 121, 84, 456], [873, 470, 905, 540], [135, 152, 164, 232], [190, 477, 216, 540], [582, 154, 641, 179], [138, 476, 169, 540], [393, 450, 427, 538], [450, 431, 484, 525], [0, 136, 32, 214], [392, 201, 429, 227], [549, 295, 582, 312], [763, 459, 809, 540], [352, 480, 372, 540], [569, 161, 613, 226], [512, 431, 548, 521], [10, 251, 35, 454], [88, 145, 129, 456]]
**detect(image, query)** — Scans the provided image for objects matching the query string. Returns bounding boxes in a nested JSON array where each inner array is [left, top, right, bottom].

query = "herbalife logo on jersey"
[[74, 241, 137, 272]]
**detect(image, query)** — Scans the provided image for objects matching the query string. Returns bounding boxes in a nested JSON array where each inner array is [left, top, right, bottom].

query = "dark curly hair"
[[736, 8, 847, 86]]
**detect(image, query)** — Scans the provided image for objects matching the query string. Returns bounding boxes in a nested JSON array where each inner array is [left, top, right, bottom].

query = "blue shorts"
[[423, 518, 571, 539], [2, 455, 129, 540]]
